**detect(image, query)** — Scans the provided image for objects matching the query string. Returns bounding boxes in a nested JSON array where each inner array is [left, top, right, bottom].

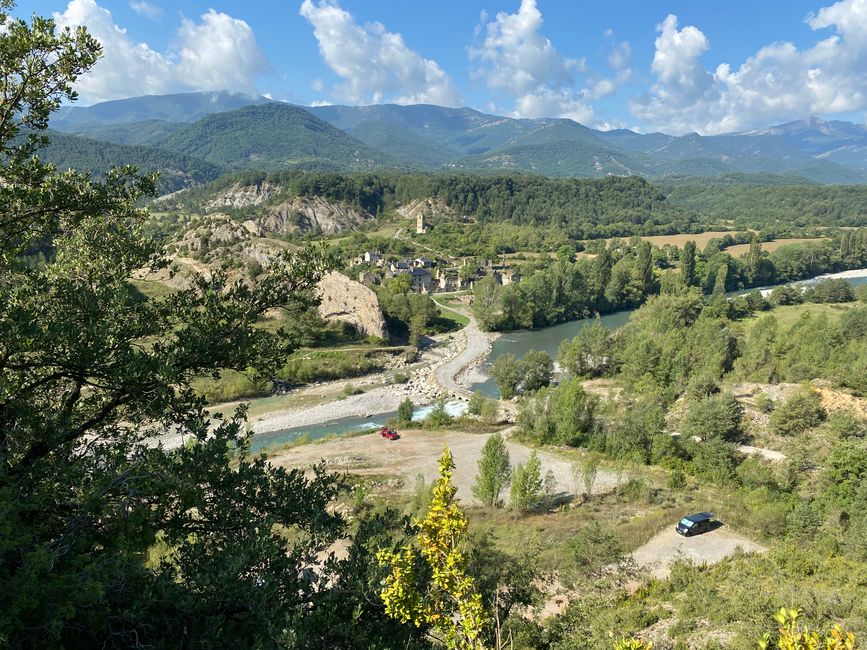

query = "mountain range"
[[42, 90, 867, 189]]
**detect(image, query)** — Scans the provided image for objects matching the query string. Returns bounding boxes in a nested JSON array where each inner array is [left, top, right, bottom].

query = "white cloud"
[[54, 0, 268, 104], [632, 0, 867, 134], [608, 40, 632, 72], [299, 0, 461, 106], [128, 1, 162, 20], [470, 0, 629, 126]]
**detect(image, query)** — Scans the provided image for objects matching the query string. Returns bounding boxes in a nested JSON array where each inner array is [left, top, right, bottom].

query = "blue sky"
[[15, 0, 867, 133]]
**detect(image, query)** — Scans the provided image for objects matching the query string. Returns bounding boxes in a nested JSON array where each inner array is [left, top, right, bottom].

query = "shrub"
[[770, 388, 827, 436], [681, 392, 744, 442], [426, 398, 453, 427], [521, 349, 553, 393], [468, 392, 485, 416], [510, 452, 544, 514], [397, 397, 414, 425], [668, 468, 687, 490], [490, 353, 523, 400], [472, 433, 512, 508]]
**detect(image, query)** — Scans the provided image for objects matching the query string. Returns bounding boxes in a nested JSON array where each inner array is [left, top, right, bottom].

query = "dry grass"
[[596, 232, 828, 254], [636, 231, 737, 248], [725, 238, 827, 256]]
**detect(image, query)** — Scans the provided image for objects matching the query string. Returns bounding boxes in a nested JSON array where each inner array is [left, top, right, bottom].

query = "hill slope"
[[152, 103, 394, 172], [37, 130, 221, 193], [51, 90, 272, 130]]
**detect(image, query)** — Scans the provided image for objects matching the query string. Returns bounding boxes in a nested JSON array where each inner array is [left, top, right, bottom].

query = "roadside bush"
[[770, 388, 827, 436], [341, 383, 364, 398], [472, 433, 511, 508], [510, 452, 544, 514]]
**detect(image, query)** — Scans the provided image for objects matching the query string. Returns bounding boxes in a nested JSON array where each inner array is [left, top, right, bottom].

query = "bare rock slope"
[[316, 271, 388, 339]]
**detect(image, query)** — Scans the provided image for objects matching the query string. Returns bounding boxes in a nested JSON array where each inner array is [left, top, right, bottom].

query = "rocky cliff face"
[[316, 271, 388, 340], [204, 182, 281, 210], [396, 197, 455, 221], [256, 196, 372, 236]]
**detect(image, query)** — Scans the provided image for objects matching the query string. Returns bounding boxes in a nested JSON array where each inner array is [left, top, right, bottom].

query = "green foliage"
[[377, 449, 487, 649], [490, 353, 523, 400], [770, 389, 827, 436], [0, 11, 386, 645], [826, 409, 867, 439], [550, 378, 599, 446], [509, 452, 545, 514], [467, 392, 486, 416], [472, 433, 512, 508], [521, 349, 554, 392], [681, 392, 744, 442], [559, 320, 614, 378], [570, 521, 625, 573], [426, 398, 453, 427], [823, 439, 867, 509], [804, 278, 855, 303], [397, 397, 414, 425], [668, 467, 687, 490]]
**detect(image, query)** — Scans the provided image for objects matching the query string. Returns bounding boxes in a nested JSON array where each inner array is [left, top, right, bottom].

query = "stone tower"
[[416, 211, 428, 235]]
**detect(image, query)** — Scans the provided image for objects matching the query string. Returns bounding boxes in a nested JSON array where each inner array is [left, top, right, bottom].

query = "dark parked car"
[[675, 512, 715, 537]]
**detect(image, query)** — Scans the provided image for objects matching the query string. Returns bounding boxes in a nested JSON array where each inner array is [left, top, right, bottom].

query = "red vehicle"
[[379, 426, 399, 440]]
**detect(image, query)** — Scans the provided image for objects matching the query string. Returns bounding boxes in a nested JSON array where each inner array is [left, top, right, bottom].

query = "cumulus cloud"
[[632, 0, 867, 134], [299, 0, 461, 106], [470, 0, 630, 126], [128, 1, 162, 20], [470, 0, 595, 121], [54, 0, 268, 104], [608, 40, 632, 72]]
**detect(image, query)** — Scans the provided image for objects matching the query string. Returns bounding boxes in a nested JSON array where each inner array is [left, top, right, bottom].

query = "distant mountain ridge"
[[45, 91, 867, 186]]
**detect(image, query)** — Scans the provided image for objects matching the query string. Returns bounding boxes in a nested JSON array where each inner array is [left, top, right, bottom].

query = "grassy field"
[[432, 295, 470, 327], [725, 237, 827, 256], [739, 301, 857, 330], [596, 232, 828, 253]]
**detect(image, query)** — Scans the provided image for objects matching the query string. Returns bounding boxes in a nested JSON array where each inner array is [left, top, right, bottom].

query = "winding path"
[[432, 309, 488, 400]]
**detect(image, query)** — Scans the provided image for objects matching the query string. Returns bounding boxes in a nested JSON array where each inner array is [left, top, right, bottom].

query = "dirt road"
[[432, 311, 491, 400], [631, 525, 766, 579], [269, 429, 619, 505]]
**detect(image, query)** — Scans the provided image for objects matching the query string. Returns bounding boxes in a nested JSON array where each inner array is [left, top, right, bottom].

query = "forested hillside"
[[160, 170, 698, 239], [151, 103, 393, 172], [661, 177, 867, 228], [159, 168, 867, 242], [37, 129, 221, 193]]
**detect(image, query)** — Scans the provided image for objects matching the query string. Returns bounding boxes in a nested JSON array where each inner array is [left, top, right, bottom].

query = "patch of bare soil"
[[268, 429, 620, 506], [630, 525, 766, 579]]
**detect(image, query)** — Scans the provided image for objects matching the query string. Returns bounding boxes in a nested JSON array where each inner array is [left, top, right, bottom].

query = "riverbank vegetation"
[[473, 229, 867, 332]]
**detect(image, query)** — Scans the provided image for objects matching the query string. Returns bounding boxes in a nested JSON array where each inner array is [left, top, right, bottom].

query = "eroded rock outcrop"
[[316, 271, 388, 340], [257, 196, 373, 236], [204, 182, 281, 210], [396, 197, 455, 221]]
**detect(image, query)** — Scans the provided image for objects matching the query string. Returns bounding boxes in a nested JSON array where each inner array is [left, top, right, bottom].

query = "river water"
[[251, 271, 867, 449]]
